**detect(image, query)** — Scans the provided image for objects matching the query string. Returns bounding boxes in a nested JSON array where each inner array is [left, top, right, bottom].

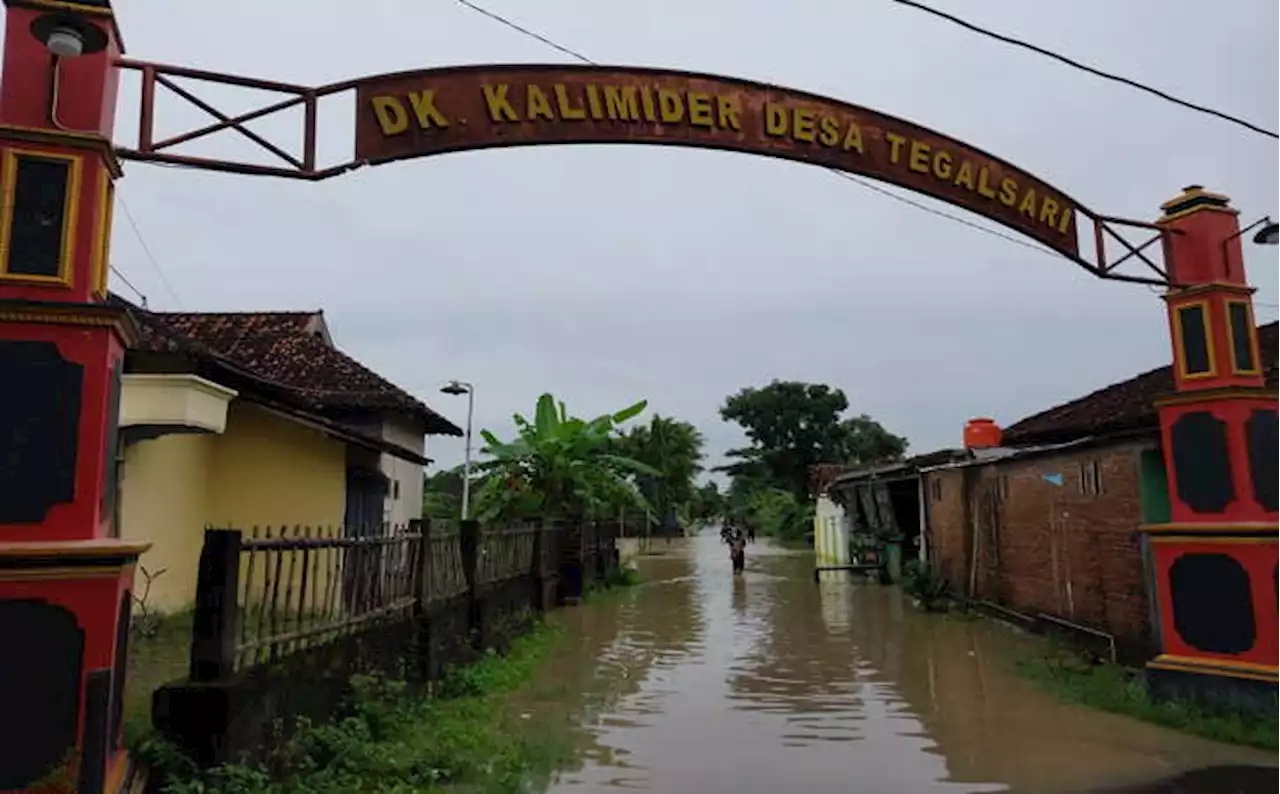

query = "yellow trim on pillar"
[[1154, 386, 1277, 407], [1147, 654, 1278, 683], [1147, 535, 1278, 545], [1140, 521, 1279, 535], [1224, 299, 1262, 376], [10, 0, 115, 17], [1170, 299, 1217, 380], [0, 124, 123, 177], [0, 539, 152, 558], [1165, 281, 1257, 299], [0, 301, 139, 345], [0, 148, 83, 288], [90, 170, 115, 300], [0, 566, 132, 582]]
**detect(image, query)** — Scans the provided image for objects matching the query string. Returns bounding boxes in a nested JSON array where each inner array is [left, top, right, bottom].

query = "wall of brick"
[[924, 468, 968, 590], [923, 441, 1157, 658]]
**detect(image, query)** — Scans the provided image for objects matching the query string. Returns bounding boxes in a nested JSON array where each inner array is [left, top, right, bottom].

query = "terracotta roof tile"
[[118, 299, 461, 436], [1003, 322, 1277, 445]]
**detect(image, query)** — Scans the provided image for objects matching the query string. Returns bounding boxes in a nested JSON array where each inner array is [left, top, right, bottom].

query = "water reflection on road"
[[511, 535, 1275, 794]]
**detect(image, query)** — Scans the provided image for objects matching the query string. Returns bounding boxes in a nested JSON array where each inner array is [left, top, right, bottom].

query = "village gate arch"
[[0, 3, 1275, 792]]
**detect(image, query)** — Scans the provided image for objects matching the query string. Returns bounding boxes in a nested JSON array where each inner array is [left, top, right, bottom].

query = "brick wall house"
[[920, 322, 1276, 660], [922, 442, 1157, 659]]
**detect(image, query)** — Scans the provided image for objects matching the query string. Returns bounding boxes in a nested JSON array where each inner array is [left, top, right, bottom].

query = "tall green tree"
[[421, 465, 464, 520], [690, 480, 726, 523], [472, 393, 659, 522], [719, 380, 907, 500], [614, 415, 705, 530]]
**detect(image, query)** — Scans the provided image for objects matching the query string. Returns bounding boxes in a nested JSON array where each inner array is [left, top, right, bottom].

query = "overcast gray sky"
[[56, 1, 1280, 472]]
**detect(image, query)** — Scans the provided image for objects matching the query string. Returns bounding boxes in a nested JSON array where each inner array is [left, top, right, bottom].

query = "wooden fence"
[[153, 516, 616, 767]]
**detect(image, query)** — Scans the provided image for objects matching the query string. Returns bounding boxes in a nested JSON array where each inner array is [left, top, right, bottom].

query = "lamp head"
[[1252, 220, 1279, 246], [440, 381, 470, 396], [30, 12, 109, 58]]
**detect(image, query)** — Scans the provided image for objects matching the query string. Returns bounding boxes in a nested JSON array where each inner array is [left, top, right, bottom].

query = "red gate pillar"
[[1140, 185, 1278, 712], [0, 2, 148, 793]]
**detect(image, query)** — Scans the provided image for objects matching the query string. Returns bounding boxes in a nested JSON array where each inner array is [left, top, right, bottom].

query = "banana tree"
[[473, 393, 660, 521]]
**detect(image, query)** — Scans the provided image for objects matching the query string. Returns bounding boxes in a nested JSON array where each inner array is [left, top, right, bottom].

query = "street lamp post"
[[441, 381, 475, 520]]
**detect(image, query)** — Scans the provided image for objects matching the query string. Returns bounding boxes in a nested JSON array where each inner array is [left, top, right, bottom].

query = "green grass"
[[1016, 647, 1278, 750], [138, 622, 570, 794], [582, 565, 643, 603], [124, 611, 195, 746]]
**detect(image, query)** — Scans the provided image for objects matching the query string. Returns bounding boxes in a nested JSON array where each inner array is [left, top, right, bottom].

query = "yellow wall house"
[[111, 298, 463, 613]]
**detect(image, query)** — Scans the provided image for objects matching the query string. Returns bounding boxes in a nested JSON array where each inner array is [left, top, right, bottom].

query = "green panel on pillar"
[[1139, 449, 1172, 524]]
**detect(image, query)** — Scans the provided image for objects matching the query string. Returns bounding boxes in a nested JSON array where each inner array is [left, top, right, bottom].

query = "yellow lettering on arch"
[[842, 122, 864, 153], [932, 150, 953, 180], [1058, 206, 1074, 235], [717, 95, 742, 130], [765, 102, 788, 137], [481, 84, 519, 122], [640, 87, 657, 122], [953, 161, 975, 191], [688, 92, 714, 128], [408, 90, 449, 129], [1039, 197, 1060, 228], [554, 84, 587, 120], [604, 85, 639, 121], [586, 84, 605, 119], [526, 85, 555, 121], [1018, 188, 1038, 218], [370, 96, 409, 135], [819, 116, 840, 147], [976, 167, 998, 199], [658, 89, 684, 123], [885, 132, 907, 164], [793, 108, 817, 142], [908, 140, 931, 174], [998, 177, 1018, 207]]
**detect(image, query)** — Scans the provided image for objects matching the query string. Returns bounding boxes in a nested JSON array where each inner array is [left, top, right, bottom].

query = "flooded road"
[[514, 535, 1275, 794]]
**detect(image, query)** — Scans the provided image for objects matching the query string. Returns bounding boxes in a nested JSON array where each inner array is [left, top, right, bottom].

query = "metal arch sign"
[[353, 65, 1081, 258]]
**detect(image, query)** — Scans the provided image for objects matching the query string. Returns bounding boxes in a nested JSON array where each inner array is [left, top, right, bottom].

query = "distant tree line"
[[717, 380, 907, 544], [422, 393, 720, 532], [421, 381, 905, 545]]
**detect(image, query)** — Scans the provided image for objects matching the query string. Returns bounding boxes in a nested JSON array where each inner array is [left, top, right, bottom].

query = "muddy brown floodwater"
[[509, 535, 1276, 794]]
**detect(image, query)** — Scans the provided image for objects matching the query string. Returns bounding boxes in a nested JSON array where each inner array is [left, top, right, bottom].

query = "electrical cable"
[[884, 0, 1277, 140], [451, 0, 1280, 300], [453, 0, 596, 65], [109, 264, 149, 308], [450, 0, 1071, 260], [117, 193, 183, 307]]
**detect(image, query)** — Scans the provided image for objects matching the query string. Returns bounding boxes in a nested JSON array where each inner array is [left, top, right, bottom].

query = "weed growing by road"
[[141, 623, 569, 794], [1016, 650, 1277, 750], [583, 565, 643, 604]]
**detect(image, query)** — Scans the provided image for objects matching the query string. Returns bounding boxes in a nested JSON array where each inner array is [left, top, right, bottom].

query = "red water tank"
[[964, 418, 1003, 449]]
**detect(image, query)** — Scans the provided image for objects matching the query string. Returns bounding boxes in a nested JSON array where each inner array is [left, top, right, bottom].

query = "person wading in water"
[[729, 528, 747, 575]]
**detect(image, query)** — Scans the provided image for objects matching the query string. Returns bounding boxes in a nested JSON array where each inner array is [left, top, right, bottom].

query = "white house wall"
[[380, 415, 427, 528], [814, 494, 850, 567]]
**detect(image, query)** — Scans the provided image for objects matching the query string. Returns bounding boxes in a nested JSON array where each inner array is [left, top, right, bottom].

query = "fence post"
[[530, 518, 544, 614], [407, 518, 435, 680], [409, 518, 427, 612], [460, 518, 487, 651], [189, 528, 242, 682]]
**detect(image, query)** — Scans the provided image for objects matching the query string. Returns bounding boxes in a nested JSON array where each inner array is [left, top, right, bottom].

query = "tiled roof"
[[1003, 322, 1277, 446], [118, 299, 461, 436]]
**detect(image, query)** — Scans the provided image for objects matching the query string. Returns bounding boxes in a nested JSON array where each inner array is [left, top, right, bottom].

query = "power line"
[[117, 193, 183, 307], [829, 171, 1059, 258], [109, 264, 149, 308], [450, 0, 1064, 258], [453, 0, 595, 64], [885, 0, 1278, 140]]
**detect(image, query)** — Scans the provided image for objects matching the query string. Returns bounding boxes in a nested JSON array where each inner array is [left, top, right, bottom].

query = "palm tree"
[[616, 416, 705, 532], [473, 393, 659, 521]]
